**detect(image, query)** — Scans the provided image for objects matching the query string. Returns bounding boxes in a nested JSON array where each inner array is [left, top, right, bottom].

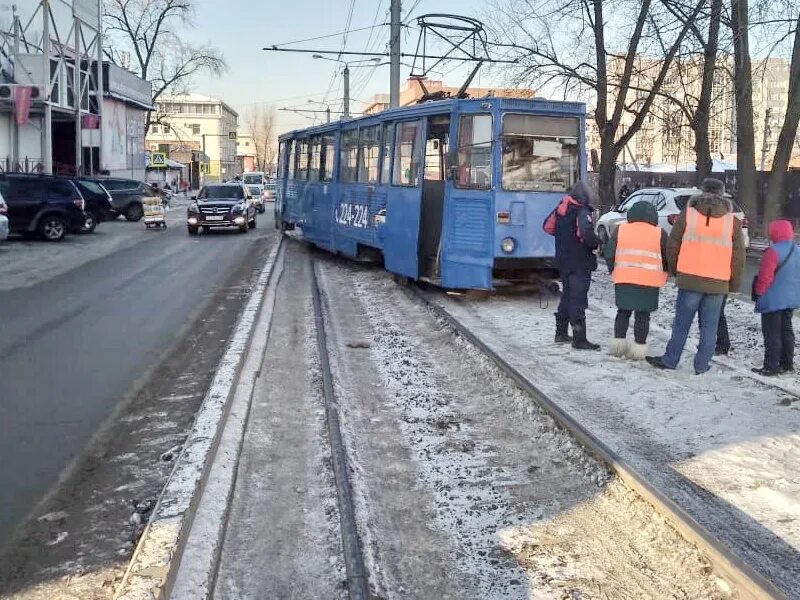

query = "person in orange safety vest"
[[647, 178, 745, 375], [604, 201, 668, 359]]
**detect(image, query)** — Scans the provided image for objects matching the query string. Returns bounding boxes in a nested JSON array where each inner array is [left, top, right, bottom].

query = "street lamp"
[[312, 55, 381, 119]]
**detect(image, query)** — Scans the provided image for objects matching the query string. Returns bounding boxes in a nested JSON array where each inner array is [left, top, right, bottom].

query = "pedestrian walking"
[[647, 178, 745, 374], [751, 220, 800, 376], [604, 201, 668, 359], [543, 181, 601, 350]]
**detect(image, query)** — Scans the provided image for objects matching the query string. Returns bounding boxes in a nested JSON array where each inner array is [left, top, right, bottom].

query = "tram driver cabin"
[[275, 98, 586, 290]]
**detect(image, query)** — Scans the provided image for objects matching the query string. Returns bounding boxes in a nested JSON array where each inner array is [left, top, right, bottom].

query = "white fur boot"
[[609, 337, 628, 357], [627, 342, 648, 360]]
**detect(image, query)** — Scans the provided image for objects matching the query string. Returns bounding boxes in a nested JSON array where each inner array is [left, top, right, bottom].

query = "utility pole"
[[42, 0, 53, 174], [389, 0, 401, 108], [343, 65, 350, 119], [326, 107, 331, 123], [760, 107, 772, 171]]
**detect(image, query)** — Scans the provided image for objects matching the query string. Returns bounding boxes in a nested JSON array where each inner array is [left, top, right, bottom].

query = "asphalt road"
[[0, 208, 274, 543]]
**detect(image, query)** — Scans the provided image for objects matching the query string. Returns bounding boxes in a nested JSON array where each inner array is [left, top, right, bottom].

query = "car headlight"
[[501, 237, 516, 254], [233, 202, 246, 212], [187, 203, 200, 213]]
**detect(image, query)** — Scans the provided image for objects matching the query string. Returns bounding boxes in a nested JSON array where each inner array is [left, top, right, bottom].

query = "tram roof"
[[278, 97, 586, 141]]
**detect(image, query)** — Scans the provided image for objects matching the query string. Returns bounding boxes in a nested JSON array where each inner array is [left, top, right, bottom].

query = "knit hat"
[[700, 178, 725, 195]]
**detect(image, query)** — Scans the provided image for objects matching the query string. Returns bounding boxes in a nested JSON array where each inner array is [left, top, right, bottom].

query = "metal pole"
[[42, 0, 53, 174], [389, 0, 401, 108], [96, 0, 103, 175], [343, 66, 350, 119], [326, 107, 331, 123], [74, 15, 82, 176], [202, 133, 206, 183], [11, 10, 19, 170]]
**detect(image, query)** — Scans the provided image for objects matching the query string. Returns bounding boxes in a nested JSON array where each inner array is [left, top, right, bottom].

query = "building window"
[[163, 124, 170, 134], [151, 125, 160, 134], [189, 124, 201, 135]]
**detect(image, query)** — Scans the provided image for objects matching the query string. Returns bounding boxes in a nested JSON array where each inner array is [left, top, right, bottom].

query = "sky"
[[182, 0, 509, 134]]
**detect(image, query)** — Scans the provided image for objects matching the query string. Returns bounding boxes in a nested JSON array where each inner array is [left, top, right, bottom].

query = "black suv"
[[187, 183, 257, 235], [67, 179, 115, 233], [86, 178, 154, 222], [0, 173, 86, 241]]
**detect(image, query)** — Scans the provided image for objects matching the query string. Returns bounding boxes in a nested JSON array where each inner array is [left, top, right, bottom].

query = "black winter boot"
[[554, 314, 572, 343], [571, 319, 600, 351]]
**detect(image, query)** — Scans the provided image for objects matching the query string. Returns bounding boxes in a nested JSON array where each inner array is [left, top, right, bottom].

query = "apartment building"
[[146, 94, 238, 182]]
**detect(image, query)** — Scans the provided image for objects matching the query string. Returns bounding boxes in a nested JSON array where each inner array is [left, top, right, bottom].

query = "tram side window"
[[296, 140, 310, 180], [456, 114, 492, 190], [309, 137, 322, 182], [380, 123, 393, 184], [340, 129, 359, 183], [358, 125, 381, 183], [393, 121, 422, 187], [321, 135, 335, 182], [501, 114, 580, 192], [277, 141, 286, 179], [287, 140, 296, 180]]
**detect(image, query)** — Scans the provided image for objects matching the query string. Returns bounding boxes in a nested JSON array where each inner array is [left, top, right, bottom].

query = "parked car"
[[69, 178, 115, 233], [0, 173, 86, 241], [595, 187, 750, 249], [0, 194, 8, 242], [187, 183, 257, 235], [86, 178, 153, 222]]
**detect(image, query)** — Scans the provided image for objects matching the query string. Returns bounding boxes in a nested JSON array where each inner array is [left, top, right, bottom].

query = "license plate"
[[206, 215, 224, 221]]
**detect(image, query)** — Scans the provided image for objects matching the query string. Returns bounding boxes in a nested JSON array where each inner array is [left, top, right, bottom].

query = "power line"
[[262, 47, 517, 63], [268, 24, 387, 48]]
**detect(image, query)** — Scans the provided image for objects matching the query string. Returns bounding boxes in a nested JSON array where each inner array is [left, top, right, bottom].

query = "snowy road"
[[197, 241, 732, 598], [425, 267, 800, 595], [0, 207, 277, 597]]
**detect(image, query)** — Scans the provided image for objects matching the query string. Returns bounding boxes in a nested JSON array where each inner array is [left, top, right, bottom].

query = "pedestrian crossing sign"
[[151, 152, 167, 168]]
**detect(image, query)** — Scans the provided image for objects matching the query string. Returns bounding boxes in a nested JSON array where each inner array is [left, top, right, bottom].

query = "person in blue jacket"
[[752, 219, 800, 376], [543, 181, 601, 350]]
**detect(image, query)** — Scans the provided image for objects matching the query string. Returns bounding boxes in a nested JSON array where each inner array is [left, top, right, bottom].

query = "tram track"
[[407, 283, 786, 600], [310, 256, 371, 600]]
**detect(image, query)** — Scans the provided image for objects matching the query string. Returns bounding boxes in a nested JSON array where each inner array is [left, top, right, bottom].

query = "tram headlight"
[[501, 237, 516, 254]]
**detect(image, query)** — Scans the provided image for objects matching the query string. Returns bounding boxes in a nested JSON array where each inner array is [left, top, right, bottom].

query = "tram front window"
[[501, 114, 580, 192]]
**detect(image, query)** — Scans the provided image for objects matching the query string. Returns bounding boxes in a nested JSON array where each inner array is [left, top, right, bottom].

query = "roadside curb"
[[114, 238, 283, 600]]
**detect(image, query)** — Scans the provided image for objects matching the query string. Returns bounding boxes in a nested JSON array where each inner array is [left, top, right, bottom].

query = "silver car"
[[0, 193, 8, 242], [596, 187, 750, 248]]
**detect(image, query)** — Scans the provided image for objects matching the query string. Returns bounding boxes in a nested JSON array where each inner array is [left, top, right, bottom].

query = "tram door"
[[418, 115, 450, 279]]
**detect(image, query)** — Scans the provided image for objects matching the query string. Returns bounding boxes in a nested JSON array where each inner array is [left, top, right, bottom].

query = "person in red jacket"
[[752, 220, 800, 375]]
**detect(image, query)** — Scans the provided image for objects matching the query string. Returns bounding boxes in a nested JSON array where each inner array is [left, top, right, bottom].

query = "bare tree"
[[245, 105, 277, 173], [763, 12, 800, 224], [487, 0, 705, 210], [730, 0, 758, 220], [103, 0, 226, 135]]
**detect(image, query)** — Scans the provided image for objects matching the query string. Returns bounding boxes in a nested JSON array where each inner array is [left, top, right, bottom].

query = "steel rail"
[[408, 284, 785, 600], [310, 257, 370, 600]]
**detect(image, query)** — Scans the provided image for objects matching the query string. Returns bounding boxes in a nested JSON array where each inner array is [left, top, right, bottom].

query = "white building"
[[146, 94, 238, 182]]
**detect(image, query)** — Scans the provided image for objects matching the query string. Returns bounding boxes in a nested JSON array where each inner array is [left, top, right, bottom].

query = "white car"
[[0, 193, 8, 242], [595, 187, 750, 248]]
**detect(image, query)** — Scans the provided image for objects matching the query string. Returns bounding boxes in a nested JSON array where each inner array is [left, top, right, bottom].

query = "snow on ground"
[[429, 269, 800, 594], [318, 255, 731, 599]]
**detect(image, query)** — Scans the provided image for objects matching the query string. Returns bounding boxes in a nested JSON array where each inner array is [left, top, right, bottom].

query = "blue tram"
[[275, 97, 587, 290]]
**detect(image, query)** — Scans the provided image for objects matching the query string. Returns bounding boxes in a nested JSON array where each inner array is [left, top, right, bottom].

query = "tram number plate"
[[336, 203, 369, 228]]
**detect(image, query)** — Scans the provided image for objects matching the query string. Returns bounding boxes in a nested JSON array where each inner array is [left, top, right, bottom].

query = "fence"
[[0, 157, 44, 173]]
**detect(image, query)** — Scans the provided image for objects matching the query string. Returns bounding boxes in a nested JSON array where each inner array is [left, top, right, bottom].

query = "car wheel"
[[249, 215, 257, 229], [80, 212, 98, 234], [239, 223, 249, 233], [124, 203, 144, 222], [203, 226, 211, 234], [188, 226, 199, 236], [38, 215, 68, 241], [258, 204, 265, 214]]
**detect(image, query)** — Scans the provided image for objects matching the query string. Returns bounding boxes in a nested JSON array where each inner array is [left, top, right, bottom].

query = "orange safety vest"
[[612, 222, 668, 288], [676, 207, 733, 281]]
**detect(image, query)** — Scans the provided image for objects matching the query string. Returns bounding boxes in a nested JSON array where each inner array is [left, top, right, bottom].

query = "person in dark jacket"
[[647, 178, 745, 374], [752, 220, 800, 375], [604, 201, 668, 359], [544, 181, 601, 350]]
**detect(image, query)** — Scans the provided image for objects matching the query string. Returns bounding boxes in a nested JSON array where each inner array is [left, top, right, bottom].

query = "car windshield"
[[501, 115, 580, 192], [199, 185, 243, 200], [264, 182, 276, 191], [243, 175, 262, 184], [675, 194, 744, 214], [248, 185, 260, 194]]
